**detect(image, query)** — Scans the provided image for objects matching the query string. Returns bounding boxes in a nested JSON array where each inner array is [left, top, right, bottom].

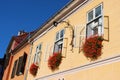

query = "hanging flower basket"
[[83, 35, 103, 61], [30, 63, 39, 76], [48, 52, 62, 71]]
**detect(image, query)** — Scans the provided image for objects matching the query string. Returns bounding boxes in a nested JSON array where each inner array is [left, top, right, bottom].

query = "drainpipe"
[[24, 42, 33, 80], [24, 34, 33, 80]]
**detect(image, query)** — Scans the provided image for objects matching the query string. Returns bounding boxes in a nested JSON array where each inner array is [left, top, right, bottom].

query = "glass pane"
[[56, 32, 59, 41], [58, 44, 63, 52], [93, 27, 98, 35], [95, 5, 101, 17], [60, 29, 64, 38], [98, 17, 102, 25], [39, 44, 41, 50], [36, 46, 39, 52], [87, 24, 93, 38], [36, 54, 40, 64], [54, 43, 59, 53], [34, 54, 36, 63], [88, 10, 93, 21]]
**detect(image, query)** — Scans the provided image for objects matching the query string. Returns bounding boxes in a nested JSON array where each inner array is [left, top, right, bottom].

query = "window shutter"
[[73, 26, 77, 47], [20, 53, 27, 74], [11, 60, 18, 78], [16, 53, 27, 76], [62, 38, 68, 57], [44, 43, 54, 61], [79, 25, 86, 52], [49, 44, 54, 56], [44, 43, 49, 61], [16, 56, 23, 76], [104, 16, 109, 41]]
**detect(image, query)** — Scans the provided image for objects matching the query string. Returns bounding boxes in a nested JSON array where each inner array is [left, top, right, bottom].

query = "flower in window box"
[[48, 52, 62, 71], [29, 63, 39, 76], [82, 35, 103, 61]]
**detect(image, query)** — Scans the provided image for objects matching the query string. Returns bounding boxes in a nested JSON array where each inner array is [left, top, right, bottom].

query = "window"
[[56, 32, 59, 41], [60, 29, 64, 38], [36, 44, 42, 53], [95, 5, 102, 17], [11, 60, 18, 78], [88, 10, 93, 22], [54, 29, 64, 53], [34, 44, 42, 65], [87, 4, 103, 38], [11, 53, 27, 78], [16, 53, 27, 76]]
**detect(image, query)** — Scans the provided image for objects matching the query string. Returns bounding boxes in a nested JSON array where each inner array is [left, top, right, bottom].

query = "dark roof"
[[6, 31, 35, 54], [13, 33, 28, 44]]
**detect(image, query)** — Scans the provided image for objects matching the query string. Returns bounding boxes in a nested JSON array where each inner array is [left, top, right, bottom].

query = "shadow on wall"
[[104, 16, 110, 42]]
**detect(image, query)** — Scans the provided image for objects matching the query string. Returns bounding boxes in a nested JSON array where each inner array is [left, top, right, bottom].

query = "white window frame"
[[34, 43, 42, 65], [87, 4, 103, 23], [54, 29, 65, 53], [55, 29, 64, 42], [86, 4, 103, 38]]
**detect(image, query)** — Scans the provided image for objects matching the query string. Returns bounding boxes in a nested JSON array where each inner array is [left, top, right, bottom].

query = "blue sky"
[[0, 0, 70, 58]]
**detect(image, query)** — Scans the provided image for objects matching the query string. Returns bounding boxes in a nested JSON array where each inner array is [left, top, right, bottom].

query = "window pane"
[[56, 32, 59, 41], [39, 44, 42, 51], [34, 52, 40, 65], [95, 5, 101, 17], [34, 54, 37, 63], [54, 43, 59, 53], [88, 10, 93, 21], [58, 44, 63, 52], [87, 23, 93, 38], [36, 46, 39, 52], [60, 30, 64, 38], [98, 17, 102, 25], [93, 27, 98, 35]]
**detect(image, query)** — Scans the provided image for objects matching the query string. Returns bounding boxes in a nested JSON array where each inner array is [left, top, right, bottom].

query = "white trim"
[[35, 54, 120, 80], [87, 4, 103, 23], [44, 43, 49, 62], [86, 4, 103, 37], [79, 25, 86, 48], [55, 29, 65, 42]]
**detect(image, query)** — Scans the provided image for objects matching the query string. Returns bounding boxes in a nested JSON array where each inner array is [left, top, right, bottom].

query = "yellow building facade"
[[26, 0, 120, 80]]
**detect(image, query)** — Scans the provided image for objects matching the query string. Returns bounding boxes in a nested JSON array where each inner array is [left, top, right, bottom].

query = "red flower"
[[30, 63, 39, 76], [83, 35, 103, 60], [48, 52, 62, 71]]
